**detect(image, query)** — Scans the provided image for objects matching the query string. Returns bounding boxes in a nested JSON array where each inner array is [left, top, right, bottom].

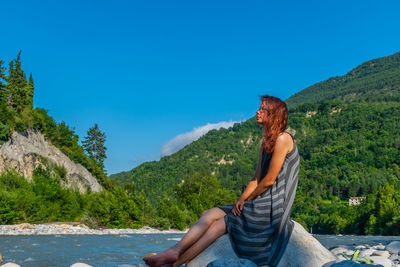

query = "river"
[[0, 234, 399, 266]]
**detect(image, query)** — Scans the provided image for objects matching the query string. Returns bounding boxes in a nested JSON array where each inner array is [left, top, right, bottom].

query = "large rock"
[[0, 129, 101, 193], [386, 241, 400, 254], [369, 256, 392, 267], [187, 221, 336, 267], [0, 263, 21, 267], [70, 263, 93, 267]]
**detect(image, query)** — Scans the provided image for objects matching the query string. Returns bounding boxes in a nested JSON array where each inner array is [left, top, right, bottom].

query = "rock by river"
[[187, 221, 337, 267], [188, 221, 400, 267]]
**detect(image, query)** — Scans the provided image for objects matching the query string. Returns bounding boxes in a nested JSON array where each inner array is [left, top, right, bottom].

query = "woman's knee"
[[200, 208, 225, 224], [199, 209, 213, 224]]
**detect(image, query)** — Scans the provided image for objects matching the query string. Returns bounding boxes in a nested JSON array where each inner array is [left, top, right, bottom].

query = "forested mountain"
[[112, 118, 261, 204], [286, 51, 400, 107], [111, 51, 400, 234]]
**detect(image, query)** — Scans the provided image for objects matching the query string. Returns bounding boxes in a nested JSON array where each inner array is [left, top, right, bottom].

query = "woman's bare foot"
[[143, 246, 180, 267]]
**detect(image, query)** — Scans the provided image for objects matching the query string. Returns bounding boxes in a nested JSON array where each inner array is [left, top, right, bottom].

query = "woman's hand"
[[232, 198, 245, 216]]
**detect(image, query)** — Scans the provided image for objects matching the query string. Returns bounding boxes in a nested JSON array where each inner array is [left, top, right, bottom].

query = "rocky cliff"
[[0, 129, 102, 193]]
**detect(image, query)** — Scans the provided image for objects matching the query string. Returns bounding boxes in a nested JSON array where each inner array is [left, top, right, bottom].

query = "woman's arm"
[[247, 133, 293, 201], [232, 147, 263, 216], [233, 177, 259, 216]]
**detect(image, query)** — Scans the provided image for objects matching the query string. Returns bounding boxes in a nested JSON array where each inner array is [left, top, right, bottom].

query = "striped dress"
[[218, 139, 300, 267]]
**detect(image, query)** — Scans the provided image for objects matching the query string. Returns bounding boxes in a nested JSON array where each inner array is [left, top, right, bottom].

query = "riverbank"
[[0, 222, 187, 235], [329, 241, 400, 267]]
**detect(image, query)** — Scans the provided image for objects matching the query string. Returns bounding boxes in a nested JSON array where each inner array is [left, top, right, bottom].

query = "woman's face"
[[256, 101, 268, 124]]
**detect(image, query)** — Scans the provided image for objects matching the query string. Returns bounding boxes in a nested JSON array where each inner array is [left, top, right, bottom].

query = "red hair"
[[260, 95, 288, 154]]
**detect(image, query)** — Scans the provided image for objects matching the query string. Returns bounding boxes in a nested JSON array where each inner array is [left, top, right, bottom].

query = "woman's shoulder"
[[277, 132, 293, 142], [276, 132, 295, 155]]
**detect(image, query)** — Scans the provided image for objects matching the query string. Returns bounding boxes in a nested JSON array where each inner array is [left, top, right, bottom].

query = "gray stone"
[[390, 253, 400, 261], [387, 241, 400, 254], [330, 246, 355, 257], [0, 129, 101, 193], [0, 264, 21, 267], [373, 243, 385, 250], [336, 255, 346, 261], [187, 221, 336, 267], [330, 260, 381, 267], [371, 250, 390, 258], [358, 248, 375, 258], [70, 263, 93, 267], [207, 258, 257, 267], [369, 256, 392, 267]]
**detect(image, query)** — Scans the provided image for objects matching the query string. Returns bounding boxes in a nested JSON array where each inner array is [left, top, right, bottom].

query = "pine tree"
[[4, 51, 33, 112], [27, 73, 34, 109], [0, 60, 6, 105], [82, 123, 107, 167]]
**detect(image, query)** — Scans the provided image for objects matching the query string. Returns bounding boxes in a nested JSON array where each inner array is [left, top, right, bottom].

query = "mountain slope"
[[286, 51, 400, 107], [112, 119, 262, 204]]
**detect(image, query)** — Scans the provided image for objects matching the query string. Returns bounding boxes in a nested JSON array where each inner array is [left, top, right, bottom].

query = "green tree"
[[0, 59, 6, 104], [82, 123, 107, 167], [5, 51, 33, 113], [27, 73, 34, 109]]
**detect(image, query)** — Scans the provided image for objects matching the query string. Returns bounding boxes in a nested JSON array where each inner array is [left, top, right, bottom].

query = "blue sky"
[[1, 0, 400, 174]]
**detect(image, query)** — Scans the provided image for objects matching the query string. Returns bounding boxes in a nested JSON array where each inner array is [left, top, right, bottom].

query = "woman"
[[144, 95, 300, 267]]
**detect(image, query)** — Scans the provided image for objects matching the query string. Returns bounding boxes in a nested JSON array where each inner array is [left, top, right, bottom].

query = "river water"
[[0, 234, 399, 266]]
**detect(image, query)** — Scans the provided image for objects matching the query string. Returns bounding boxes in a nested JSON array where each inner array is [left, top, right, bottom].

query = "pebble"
[[370, 256, 392, 267], [329, 241, 400, 267], [359, 248, 375, 257], [390, 253, 400, 261], [373, 243, 386, 250], [0, 223, 187, 235], [372, 250, 390, 258], [330, 246, 355, 256]]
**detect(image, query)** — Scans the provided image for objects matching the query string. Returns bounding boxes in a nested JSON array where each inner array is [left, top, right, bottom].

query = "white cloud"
[[161, 121, 238, 156]]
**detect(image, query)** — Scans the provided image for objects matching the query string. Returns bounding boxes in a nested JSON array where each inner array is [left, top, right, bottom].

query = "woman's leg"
[[143, 208, 226, 267], [173, 217, 226, 267]]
